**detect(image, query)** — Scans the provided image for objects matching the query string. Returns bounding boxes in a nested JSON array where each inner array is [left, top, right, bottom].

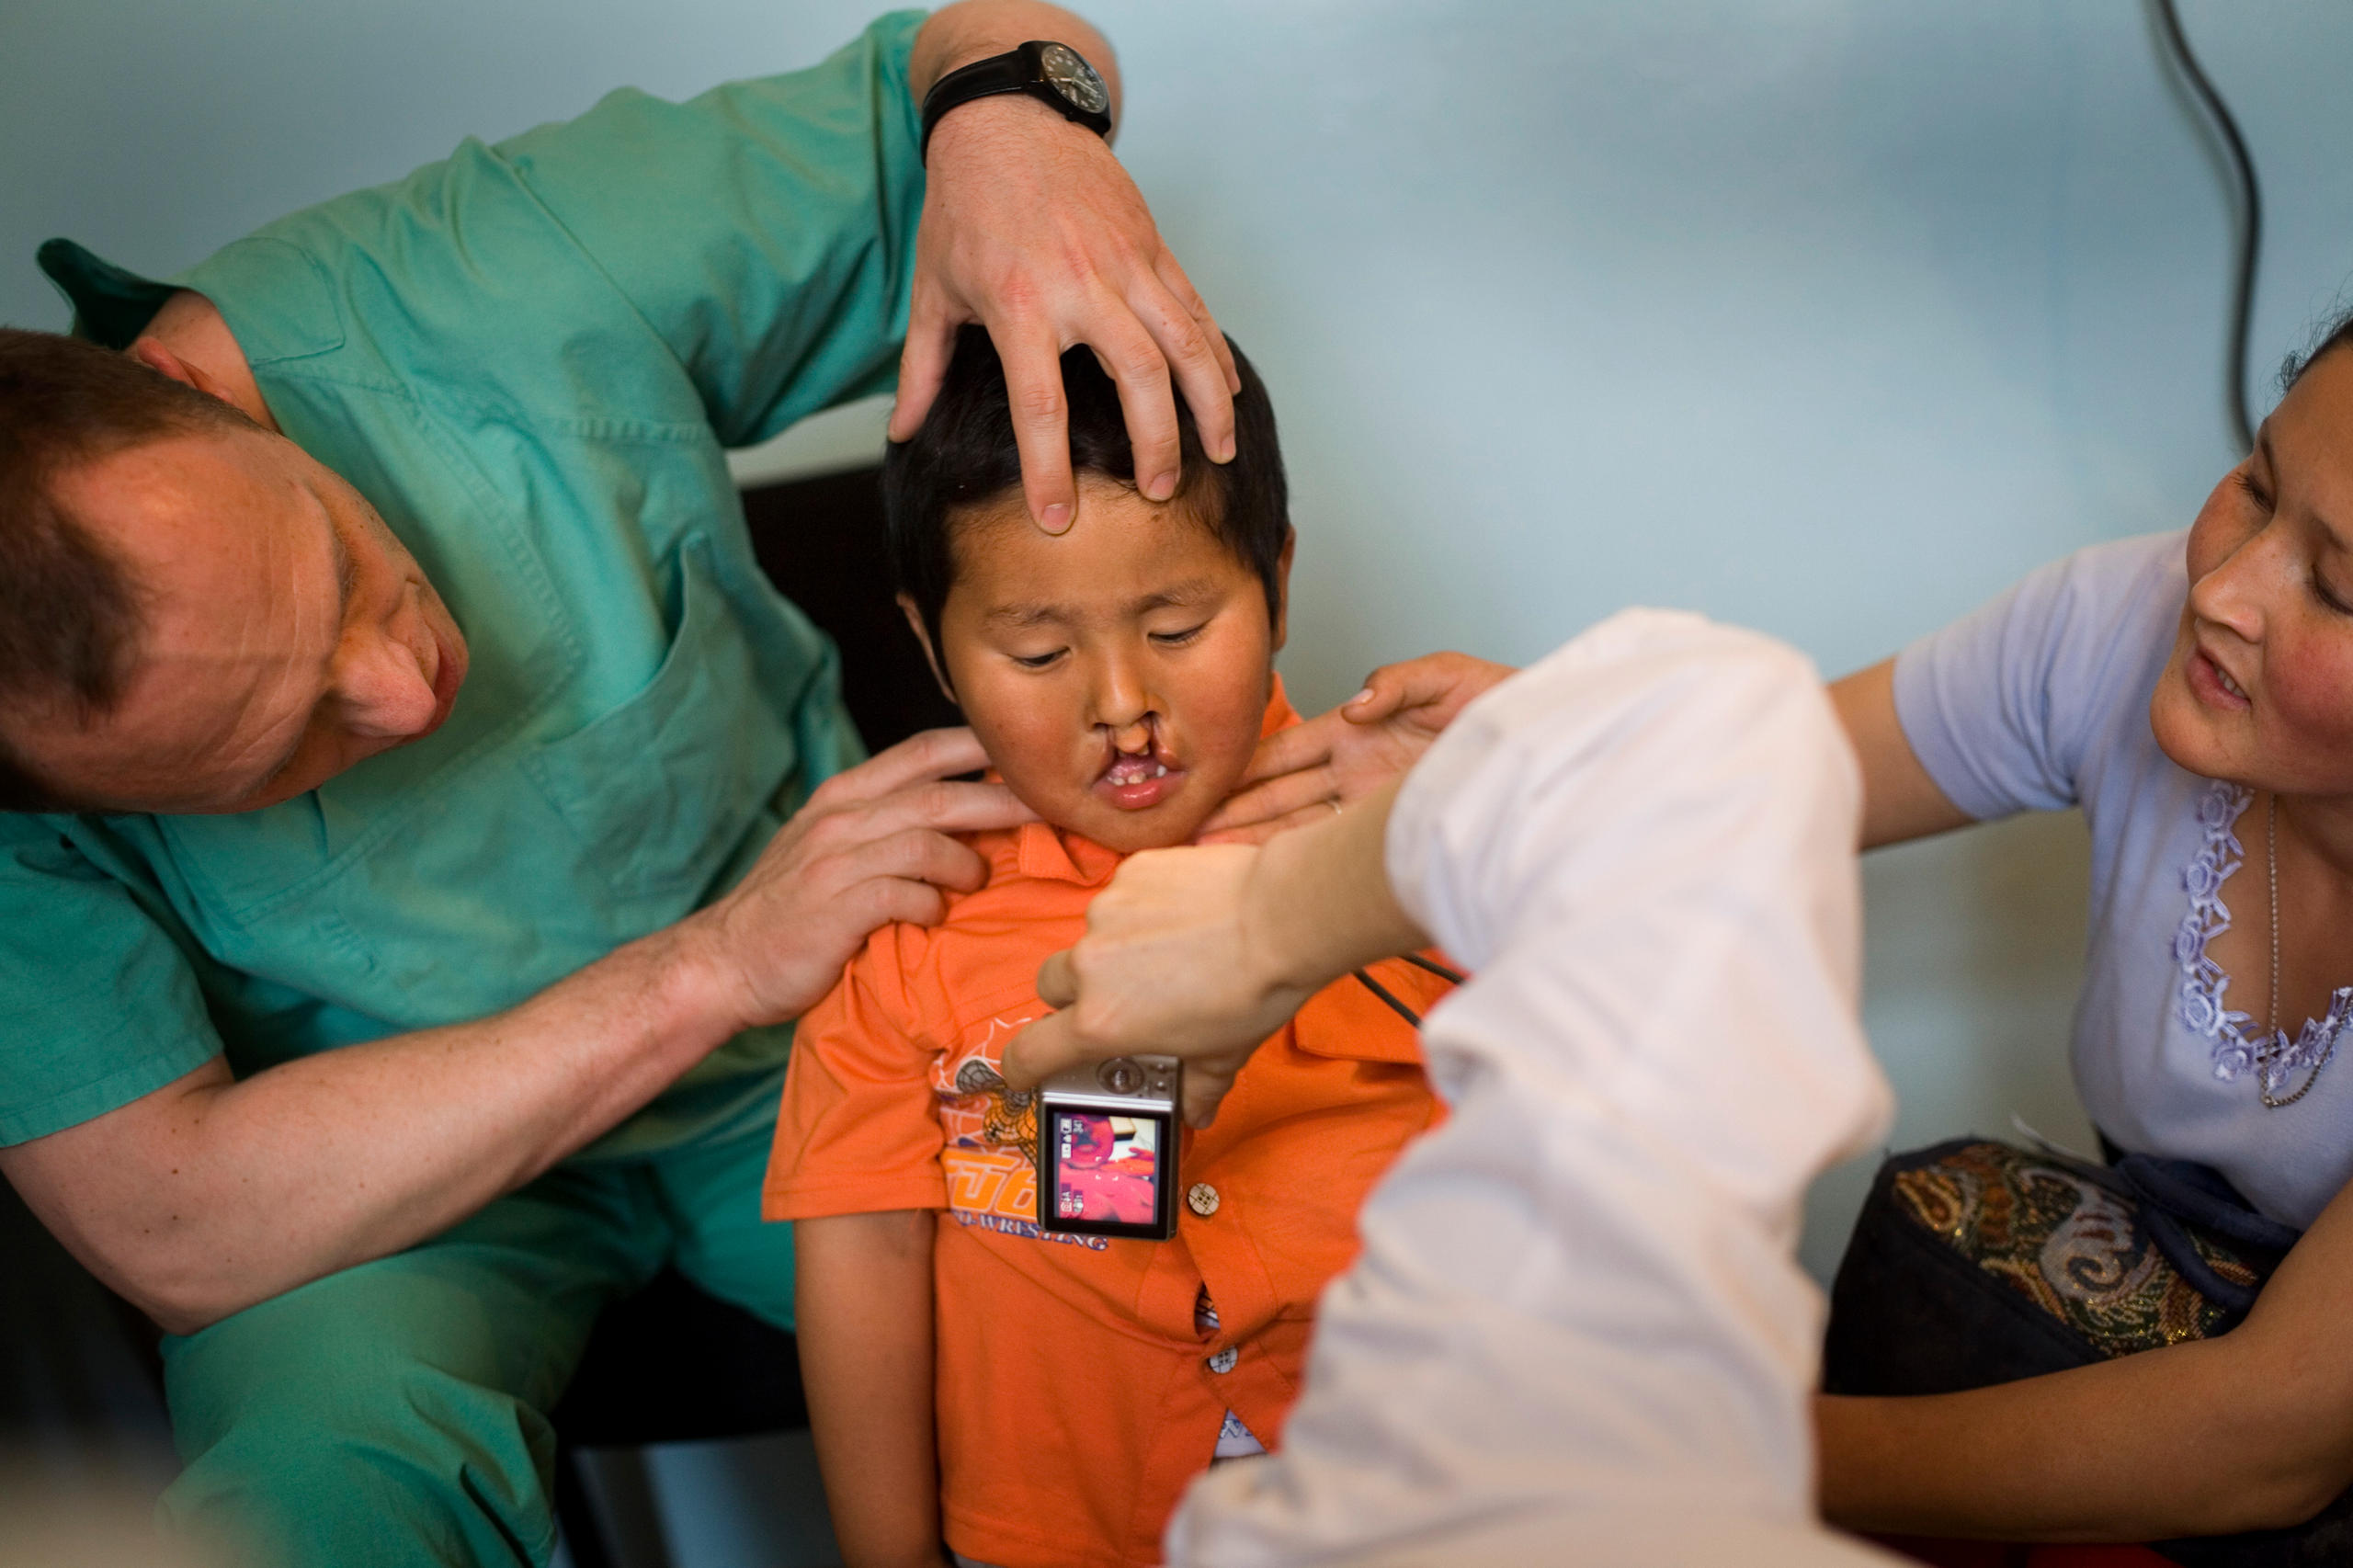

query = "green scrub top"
[[0, 12, 928, 1160]]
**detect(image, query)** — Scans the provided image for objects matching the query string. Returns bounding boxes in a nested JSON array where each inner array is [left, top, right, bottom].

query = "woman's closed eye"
[[1010, 647, 1068, 670], [2235, 468, 2274, 512], [1149, 621, 1211, 649], [2312, 570, 2353, 617]]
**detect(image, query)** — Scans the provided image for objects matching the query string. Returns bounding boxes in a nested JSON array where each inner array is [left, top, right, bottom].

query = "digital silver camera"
[[1036, 1054, 1181, 1241]]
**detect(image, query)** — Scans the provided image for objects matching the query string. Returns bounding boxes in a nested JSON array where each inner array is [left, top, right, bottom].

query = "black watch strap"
[[920, 40, 1114, 163]]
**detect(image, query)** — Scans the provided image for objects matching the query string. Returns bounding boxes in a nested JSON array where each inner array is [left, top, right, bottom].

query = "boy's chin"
[[1074, 805, 1213, 854]]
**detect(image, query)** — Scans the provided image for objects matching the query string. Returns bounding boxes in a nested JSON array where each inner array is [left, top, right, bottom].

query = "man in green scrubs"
[[0, 4, 1240, 1562]]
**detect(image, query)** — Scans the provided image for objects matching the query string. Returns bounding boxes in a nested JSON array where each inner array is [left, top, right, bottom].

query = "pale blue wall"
[[8, 2, 2353, 1554]]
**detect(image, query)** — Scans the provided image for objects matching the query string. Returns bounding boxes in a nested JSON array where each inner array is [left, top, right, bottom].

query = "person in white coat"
[[1006, 609, 1900, 1565]]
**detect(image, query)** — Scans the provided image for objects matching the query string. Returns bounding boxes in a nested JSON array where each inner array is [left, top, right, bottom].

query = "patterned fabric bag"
[[1822, 1137, 2348, 1566]]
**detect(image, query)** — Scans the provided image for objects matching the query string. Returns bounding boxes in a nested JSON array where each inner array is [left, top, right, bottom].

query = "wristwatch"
[[920, 40, 1113, 163]]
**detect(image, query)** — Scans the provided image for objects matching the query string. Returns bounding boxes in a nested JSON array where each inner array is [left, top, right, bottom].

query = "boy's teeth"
[[1106, 756, 1172, 785]]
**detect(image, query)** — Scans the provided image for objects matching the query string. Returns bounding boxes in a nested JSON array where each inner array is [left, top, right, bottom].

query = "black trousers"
[[1822, 1138, 2347, 1568]]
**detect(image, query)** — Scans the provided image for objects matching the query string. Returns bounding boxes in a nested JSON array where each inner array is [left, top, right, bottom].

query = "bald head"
[[2, 322, 470, 813], [0, 325, 256, 809], [6, 420, 470, 814]]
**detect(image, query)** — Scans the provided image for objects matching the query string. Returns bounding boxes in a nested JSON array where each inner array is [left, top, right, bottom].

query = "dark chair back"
[[553, 462, 938, 1568]]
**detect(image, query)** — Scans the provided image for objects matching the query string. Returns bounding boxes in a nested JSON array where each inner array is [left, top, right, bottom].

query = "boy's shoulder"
[[839, 820, 1124, 1033]]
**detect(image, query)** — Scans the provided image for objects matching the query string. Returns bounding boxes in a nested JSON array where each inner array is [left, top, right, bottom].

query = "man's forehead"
[[59, 428, 304, 575]]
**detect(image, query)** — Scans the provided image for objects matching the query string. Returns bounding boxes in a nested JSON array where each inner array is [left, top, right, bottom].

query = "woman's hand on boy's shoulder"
[[1199, 652, 1517, 845]]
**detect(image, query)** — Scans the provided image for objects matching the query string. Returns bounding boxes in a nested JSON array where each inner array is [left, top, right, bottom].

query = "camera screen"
[[1050, 1111, 1161, 1226]]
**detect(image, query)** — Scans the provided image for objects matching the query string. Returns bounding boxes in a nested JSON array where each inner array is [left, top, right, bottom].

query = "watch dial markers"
[[1040, 42, 1110, 115]]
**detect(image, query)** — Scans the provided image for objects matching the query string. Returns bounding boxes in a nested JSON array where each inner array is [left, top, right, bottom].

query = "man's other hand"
[[690, 728, 1035, 1029], [895, 2, 1240, 536], [1199, 652, 1515, 845]]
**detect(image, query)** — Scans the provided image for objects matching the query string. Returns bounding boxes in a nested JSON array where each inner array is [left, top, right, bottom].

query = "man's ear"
[[897, 593, 959, 705], [127, 337, 239, 410], [1270, 529, 1296, 653]]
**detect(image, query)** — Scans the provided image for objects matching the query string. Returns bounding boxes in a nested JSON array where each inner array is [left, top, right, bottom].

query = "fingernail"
[[1213, 436, 1235, 463], [1347, 687, 1375, 706], [1040, 502, 1073, 534], [1145, 470, 1177, 501]]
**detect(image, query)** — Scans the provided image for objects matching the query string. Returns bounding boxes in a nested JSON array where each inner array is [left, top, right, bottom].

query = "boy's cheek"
[[1185, 670, 1278, 796], [964, 696, 1088, 811]]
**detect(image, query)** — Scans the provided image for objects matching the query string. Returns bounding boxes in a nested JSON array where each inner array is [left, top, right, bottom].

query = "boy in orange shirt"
[[763, 327, 1449, 1568]]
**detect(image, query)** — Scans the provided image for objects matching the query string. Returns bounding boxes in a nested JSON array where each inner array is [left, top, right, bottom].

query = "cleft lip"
[[1099, 751, 1178, 786], [1090, 730, 1188, 814], [1093, 722, 1184, 787]]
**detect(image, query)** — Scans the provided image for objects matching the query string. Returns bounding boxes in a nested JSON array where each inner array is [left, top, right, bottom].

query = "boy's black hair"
[[882, 325, 1289, 657]]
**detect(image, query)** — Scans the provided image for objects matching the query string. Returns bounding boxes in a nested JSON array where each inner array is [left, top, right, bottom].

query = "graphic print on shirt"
[[934, 1014, 1107, 1249]]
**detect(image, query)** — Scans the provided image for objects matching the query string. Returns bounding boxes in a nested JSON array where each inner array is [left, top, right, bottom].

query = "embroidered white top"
[[1894, 529, 2353, 1228]]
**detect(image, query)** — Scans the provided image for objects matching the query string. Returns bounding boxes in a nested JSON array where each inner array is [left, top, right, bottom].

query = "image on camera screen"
[[1051, 1112, 1160, 1225]]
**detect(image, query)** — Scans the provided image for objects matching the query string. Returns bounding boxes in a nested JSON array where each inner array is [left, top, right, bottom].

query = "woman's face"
[[2153, 346, 2353, 796]]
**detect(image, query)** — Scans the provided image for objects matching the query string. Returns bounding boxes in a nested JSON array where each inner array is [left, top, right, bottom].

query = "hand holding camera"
[[1004, 794, 1427, 1128], [1004, 842, 1314, 1129], [1037, 1054, 1183, 1240]]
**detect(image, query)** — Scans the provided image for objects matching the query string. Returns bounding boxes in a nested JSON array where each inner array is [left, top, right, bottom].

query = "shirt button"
[[1206, 1346, 1238, 1374], [1187, 1182, 1221, 1218]]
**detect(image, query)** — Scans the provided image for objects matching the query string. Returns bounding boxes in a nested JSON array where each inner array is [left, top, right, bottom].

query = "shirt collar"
[[37, 235, 344, 363], [38, 239, 177, 348], [1015, 821, 1121, 887]]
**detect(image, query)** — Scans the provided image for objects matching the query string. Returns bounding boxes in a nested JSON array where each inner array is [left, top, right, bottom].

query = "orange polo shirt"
[[764, 689, 1449, 1568]]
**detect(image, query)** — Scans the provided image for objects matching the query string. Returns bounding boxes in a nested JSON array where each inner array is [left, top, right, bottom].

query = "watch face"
[[1038, 42, 1109, 116]]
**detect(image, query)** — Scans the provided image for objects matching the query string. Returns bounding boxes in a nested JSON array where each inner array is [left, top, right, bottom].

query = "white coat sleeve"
[[1165, 608, 1899, 1567]]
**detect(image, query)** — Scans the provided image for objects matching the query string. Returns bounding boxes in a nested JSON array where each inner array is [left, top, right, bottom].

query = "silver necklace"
[[2260, 791, 2339, 1108]]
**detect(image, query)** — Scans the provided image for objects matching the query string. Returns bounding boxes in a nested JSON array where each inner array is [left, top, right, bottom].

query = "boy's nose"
[[1092, 655, 1155, 745]]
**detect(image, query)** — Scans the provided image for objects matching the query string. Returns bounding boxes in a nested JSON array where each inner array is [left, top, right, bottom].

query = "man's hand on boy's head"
[[1198, 652, 1517, 845], [891, 60, 1240, 537]]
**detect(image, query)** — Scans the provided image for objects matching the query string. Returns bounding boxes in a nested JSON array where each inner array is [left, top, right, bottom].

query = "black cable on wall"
[[2153, 0, 2264, 454]]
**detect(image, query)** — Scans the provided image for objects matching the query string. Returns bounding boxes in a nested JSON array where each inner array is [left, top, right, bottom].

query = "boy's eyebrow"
[[983, 577, 1222, 629], [1130, 577, 1219, 613], [984, 601, 1074, 630]]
